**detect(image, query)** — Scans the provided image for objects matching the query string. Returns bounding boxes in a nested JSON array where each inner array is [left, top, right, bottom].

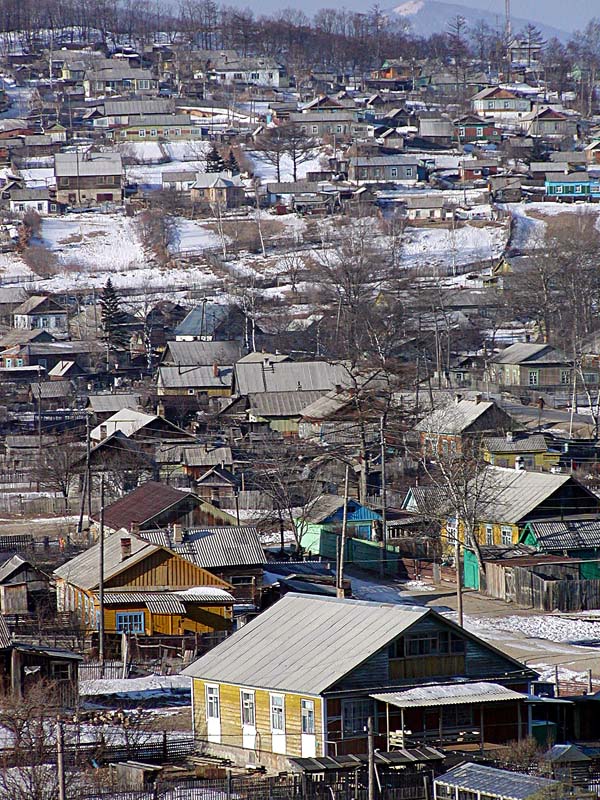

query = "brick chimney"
[[212, 362, 219, 377], [173, 524, 183, 545], [120, 537, 132, 561]]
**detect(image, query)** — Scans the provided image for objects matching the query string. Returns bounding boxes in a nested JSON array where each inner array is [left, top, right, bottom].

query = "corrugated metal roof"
[[527, 519, 600, 551], [183, 445, 232, 467], [248, 390, 325, 418], [299, 390, 355, 420], [179, 527, 265, 568], [102, 588, 234, 607], [90, 408, 156, 440], [158, 365, 233, 389], [162, 340, 242, 366], [371, 681, 524, 709], [54, 151, 122, 177], [484, 434, 548, 454], [183, 593, 429, 694], [472, 466, 572, 524], [235, 361, 351, 395], [435, 763, 558, 800], [29, 380, 72, 399], [174, 303, 230, 337], [177, 587, 235, 603], [98, 481, 195, 532], [145, 596, 187, 615], [0, 555, 29, 584]]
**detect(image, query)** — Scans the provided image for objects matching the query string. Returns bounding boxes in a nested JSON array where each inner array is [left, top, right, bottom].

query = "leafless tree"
[[278, 121, 319, 182], [32, 436, 84, 514]]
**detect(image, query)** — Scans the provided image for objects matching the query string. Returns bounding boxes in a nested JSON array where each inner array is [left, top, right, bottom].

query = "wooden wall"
[[107, 550, 232, 591]]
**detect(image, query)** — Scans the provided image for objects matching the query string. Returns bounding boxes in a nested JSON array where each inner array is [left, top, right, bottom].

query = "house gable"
[[105, 547, 233, 591]]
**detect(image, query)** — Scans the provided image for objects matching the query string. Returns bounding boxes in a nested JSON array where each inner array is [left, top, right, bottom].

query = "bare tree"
[[32, 436, 83, 514], [254, 126, 287, 183], [278, 120, 319, 182]]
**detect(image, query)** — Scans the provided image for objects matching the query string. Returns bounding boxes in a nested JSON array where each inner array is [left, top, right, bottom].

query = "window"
[[206, 685, 220, 719], [187, 389, 195, 395], [476, 127, 483, 136], [233, 72, 243, 80], [16, 358, 23, 367], [312, 125, 318, 134], [459, 126, 466, 136], [575, 185, 583, 194], [174, 128, 181, 136], [336, 125, 343, 133], [560, 369, 571, 385], [391, 167, 398, 178], [406, 167, 413, 177], [250, 72, 259, 80], [138, 129, 146, 137], [5, 358, 12, 368], [528, 370, 539, 386], [583, 372, 599, 384], [150, 129, 157, 136], [342, 699, 371, 737], [270, 694, 285, 731], [501, 526, 513, 546], [301, 699, 315, 734], [241, 690, 255, 726], [555, 185, 563, 194], [403, 631, 465, 657], [504, 100, 510, 108], [50, 661, 71, 681], [115, 611, 144, 633], [487, 101, 494, 109], [442, 704, 473, 728], [485, 525, 494, 545]]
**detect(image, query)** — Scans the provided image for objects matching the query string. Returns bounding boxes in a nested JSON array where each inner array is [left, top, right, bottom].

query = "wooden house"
[[519, 519, 600, 572], [471, 87, 532, 117], [454, 115, 501, 143], [157, 364, 234, 398], [459, 159, 500, 182], [90, 408, 194, 446], [13, 295, 68, 334], [482, 433, 560, 471], [415, 397, 518, 457], [183, 594, 536, 770], [486, 343, 572, 393], [90, 481, 207, 534], [54, 531, 235, 636], [0, 555, 50, 616]]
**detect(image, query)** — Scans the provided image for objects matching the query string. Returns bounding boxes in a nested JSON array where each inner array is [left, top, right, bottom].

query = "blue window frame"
[[115, 611, 144, 633]]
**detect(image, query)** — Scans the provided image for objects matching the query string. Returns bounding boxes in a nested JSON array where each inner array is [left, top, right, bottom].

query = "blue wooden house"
[[545, 172, 600, 200], [296, 495, 401, 575]]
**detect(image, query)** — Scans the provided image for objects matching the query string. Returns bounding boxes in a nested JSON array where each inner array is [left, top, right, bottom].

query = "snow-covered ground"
[[175, 217, 225, 252], [402, 223, 506, 269], [80, 673, 191, 698], [246, 150, 325, 182]]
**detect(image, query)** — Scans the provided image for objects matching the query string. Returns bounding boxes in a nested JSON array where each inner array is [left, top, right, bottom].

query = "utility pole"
[[367, 716, 375, 800], [455, 535, 463, 628], [379, 415, 387, 579], [337, 464, 350, 598], [37, 383, 42, 452], [56, 719, 66, 800], [86, 412, 92, 523], [99, 475, 105, 674]]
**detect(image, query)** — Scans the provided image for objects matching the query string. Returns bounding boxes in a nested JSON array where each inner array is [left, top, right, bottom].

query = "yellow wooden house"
[[183, 593, 534, 771], [54, 532, 235, 636], [443, 466, 600, 550], [482, 433, 560, 472]]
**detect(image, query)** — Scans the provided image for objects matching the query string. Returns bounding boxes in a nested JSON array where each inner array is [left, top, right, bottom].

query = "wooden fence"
[[512, 565, 600, 613]]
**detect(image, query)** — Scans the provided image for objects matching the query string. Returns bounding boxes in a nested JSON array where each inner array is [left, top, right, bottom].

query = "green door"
[[463, 549, 480, 590]]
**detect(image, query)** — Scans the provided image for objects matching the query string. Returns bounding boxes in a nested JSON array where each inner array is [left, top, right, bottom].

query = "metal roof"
[[483, 434, 548, 454], [0, 555, 30, 584], [183, 593, 430, 694], [289, 747, 444, 773], [90, 408, 156, 440], [29, 380, 72, 399], [102, 588, 234, 607], [141, 526, 265, 568], [434, 763, 558, 800], [96, 481, 196, 532], [182, 445, 232, 467], [526, 519, 600, 551], [248, 390, 325, 418], [174, 303, 230, 337], [158, 365, 233, 389], [103, 99, 173, 115], [162, 340, 242, 366], [145, 596, 187, 615], [371, 681, 524, 709], [235, 361, 351, 395]]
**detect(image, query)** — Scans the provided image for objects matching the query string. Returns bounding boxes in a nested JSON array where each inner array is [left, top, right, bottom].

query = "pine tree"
[[225, 148, 240, 176], [99, 278, 129, 353], [205, 143, 226, 173]]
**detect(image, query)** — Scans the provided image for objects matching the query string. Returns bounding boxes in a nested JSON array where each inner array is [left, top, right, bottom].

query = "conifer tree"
[[205, 143, 226, 173], [225, 148, 240, 175], [99, 278, 129, 355]]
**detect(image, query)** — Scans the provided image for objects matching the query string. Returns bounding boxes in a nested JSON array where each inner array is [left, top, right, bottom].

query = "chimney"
[[100, 424, 107, 440], [156, 400, 165, 418], [454, 393, 463, 405], [120, 537, 132, 561], [213, 362, 219, 377], [335, 384, 343, 394], [506, 431, 514, 443], [173, 524, 183, 545], [475, 393, 482, 404]]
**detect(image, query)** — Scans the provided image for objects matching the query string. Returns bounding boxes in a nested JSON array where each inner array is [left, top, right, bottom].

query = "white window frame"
[[301, 699, 315, 734], [405, 167, 413, 177], [501, 526, 512, 546], [270, 693, 285, 732], [528, 370, 539, 386], [206, 685, 220, 719], [241, 690, 255, 727], [560, 369, 571, 385], [390, 167, 398, 178], [138, 129, 146, 137], [485, 525, 494, 545], [150, 129, 157, 136]]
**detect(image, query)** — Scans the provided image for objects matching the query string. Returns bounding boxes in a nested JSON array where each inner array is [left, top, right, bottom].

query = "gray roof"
[[404, 195, 446, 209], [483, 434, 548, 454], [192, 173, 242, 190], [349, 156, 418, 167], [29, 380, 72, 399], [174, 303, 231, 337], [266, 181, 324, 195], [10, 188, 50, 201], [435, 763, 558, 800], [182, 445, 232, 467], [526, 519, 600, 551], [371, 681, 523, 709], [162, 170, 197, 183], [304, 494, 346, 523], [415, 399, 503, 435], [248, 390, 325, 418], [127, 114, 192, 126], [103, 99, 174, 115], [162, 340, 242, 366], [546, 171, 590, 182], [54, 151, 122, 177], [0, 555, 30, 584], [139, 526, 264, 568], [492, 343, 569, 365], [183, 593, 429, 693], [87, 393, 141, 413], [234, 361, 351, 395], [158, 365, 233, 389], [466, 466, 572, 524], [101, 588, 234, 608], [54, 532, 161, 590]]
